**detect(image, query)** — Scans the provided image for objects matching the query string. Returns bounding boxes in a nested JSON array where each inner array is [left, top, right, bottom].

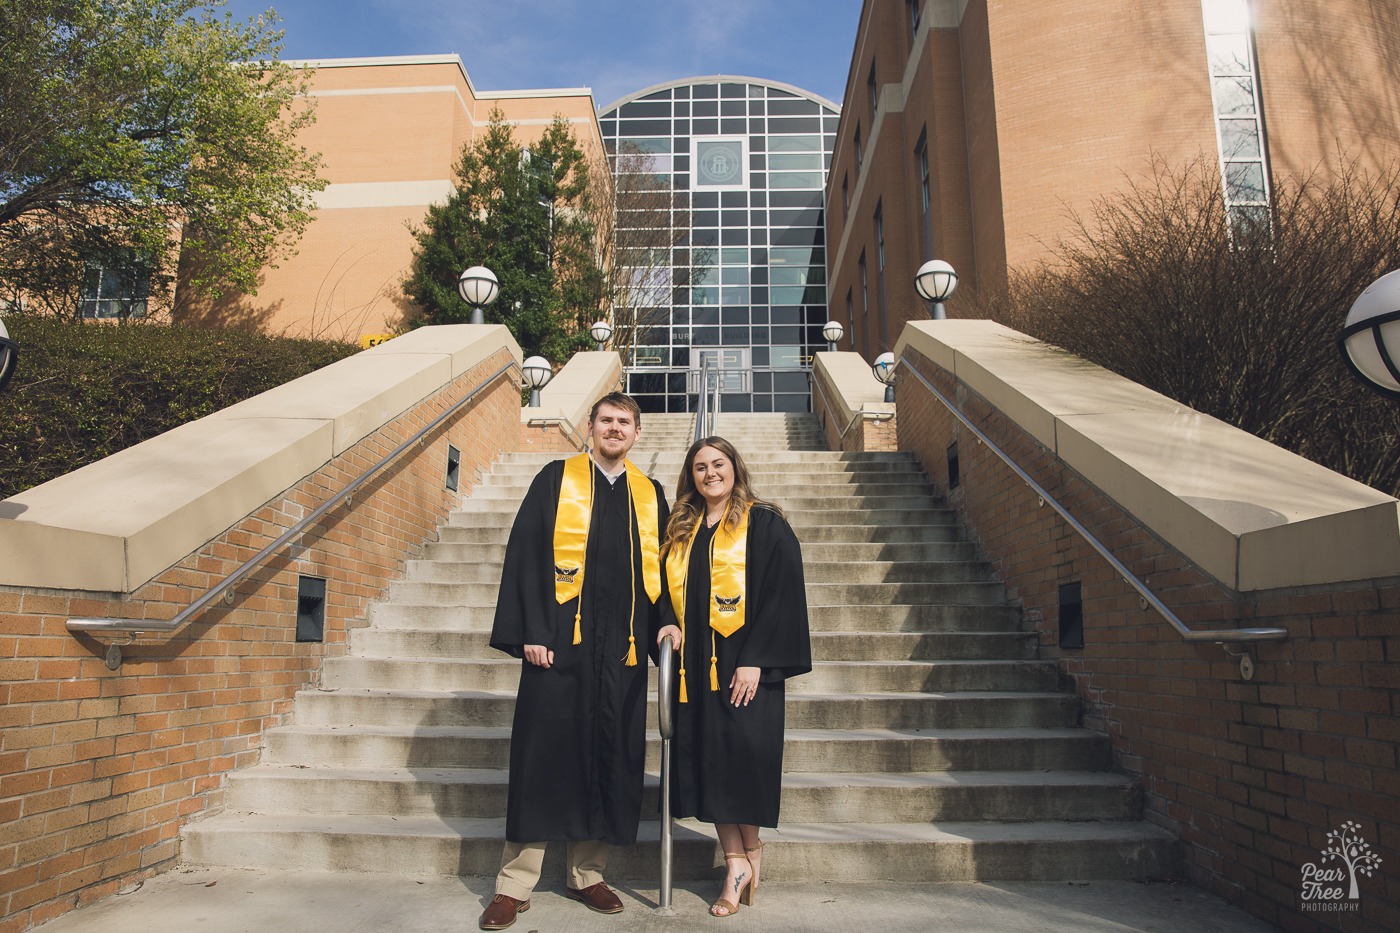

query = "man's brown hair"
[[589, 391, 642, 428]]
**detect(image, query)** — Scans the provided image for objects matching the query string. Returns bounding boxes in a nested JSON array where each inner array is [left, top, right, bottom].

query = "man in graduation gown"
[[480, 392, 679, 931]]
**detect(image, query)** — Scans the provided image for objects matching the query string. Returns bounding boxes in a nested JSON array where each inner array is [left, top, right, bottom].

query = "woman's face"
[[691, 445, 734, 510]]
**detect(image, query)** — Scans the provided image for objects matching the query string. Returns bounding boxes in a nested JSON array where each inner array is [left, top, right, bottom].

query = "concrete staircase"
[[183, 412, 1179, 882]]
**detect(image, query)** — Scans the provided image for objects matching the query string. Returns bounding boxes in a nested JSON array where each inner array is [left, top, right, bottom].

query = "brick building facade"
[[828, 0, 1400, 359], [177, 55, 603, 342]]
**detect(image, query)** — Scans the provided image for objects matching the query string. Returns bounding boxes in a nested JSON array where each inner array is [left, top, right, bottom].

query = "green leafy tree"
[[403, 109, 604, 361], [0, 0, 326, 321]]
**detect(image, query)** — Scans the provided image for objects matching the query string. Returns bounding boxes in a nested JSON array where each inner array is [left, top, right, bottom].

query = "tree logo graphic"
[[1300, 821, 1382, 910]]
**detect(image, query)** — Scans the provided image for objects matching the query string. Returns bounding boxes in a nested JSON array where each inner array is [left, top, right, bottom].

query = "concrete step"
[[182, 814, 1178, 882], [225, 766, 1139, 823], [418, 539, 981, 565], [365, 601, 1024, 632], [382, 579, 1006, 607], [350, 629, 1036, 662], [261, 725, 1109, 773], [292, 688, 1079, 731], [468, 476, 935, 497], [500, 450, 918, 467], [403, 557, 994, 586], [449, 498, 958, 522], [321, 656, 1053, 694]]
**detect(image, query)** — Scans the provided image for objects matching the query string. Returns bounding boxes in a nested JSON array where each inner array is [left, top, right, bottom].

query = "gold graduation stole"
[[552, 453, 661, 664], [664, 502, 749, 699]]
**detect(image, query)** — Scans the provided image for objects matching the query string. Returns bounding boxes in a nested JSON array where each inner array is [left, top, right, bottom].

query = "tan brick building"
[[179, 55, 603, 341], [828, 0, 1400, 359]]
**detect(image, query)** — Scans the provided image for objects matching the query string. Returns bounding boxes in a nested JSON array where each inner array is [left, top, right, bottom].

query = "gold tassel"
[[679, 668, 688, 703], [573, 609, 582, 645], [625, 635, 637, 667], [710, 631, 719, 692]]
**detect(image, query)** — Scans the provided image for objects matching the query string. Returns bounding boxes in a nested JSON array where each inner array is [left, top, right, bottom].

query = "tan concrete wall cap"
[[0, 326, 522, 592], [814, 352, 896, 426], [896, 320, 1400, 590]]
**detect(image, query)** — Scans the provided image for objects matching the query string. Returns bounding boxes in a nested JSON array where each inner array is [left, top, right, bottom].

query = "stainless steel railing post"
[[656, 635, 676, 914]]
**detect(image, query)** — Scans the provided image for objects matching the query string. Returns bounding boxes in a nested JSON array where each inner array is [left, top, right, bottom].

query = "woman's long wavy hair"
[[661, 436, 783, 560]]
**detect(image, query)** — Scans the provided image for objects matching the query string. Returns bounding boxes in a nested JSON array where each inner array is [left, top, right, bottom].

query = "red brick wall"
[[896, 346, 1400, 933], [0, 349, 522, 932]]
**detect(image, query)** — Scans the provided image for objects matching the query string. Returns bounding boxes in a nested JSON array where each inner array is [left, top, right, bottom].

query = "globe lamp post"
[[458, 265, 500, 326]]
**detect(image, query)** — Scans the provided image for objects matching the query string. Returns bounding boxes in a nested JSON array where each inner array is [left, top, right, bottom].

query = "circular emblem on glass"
[[696, 140, 744, 187]]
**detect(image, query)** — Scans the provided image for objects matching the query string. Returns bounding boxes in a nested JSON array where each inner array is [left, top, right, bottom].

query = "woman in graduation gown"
[[660, 436, 811, 918]]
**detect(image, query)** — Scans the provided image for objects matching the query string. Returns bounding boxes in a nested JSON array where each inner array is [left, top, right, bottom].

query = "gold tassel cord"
[[624, 476, 638, 667]]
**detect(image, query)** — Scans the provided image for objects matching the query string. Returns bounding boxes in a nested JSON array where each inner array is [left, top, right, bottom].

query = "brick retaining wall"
[[0, 348, 521, 932], [896, 345, 1399, 933]]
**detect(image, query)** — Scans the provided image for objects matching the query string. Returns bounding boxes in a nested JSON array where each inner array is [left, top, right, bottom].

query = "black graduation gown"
[[664, 505, 812, 828], [489, 458, 669, 845]]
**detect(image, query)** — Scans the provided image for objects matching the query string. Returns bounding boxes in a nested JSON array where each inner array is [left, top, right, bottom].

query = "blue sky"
[[221, 0, 860, 110]]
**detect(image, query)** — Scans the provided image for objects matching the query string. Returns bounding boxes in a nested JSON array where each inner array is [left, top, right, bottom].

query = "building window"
[[875, 200, 887, 348], [858, 250, 869, 353], [81, 253, 150, 320], [846, 287, 854, 335], [915, 128, 932, 261], [868, 60, 878, 115], [908, 0, 921, 34], [1200, 0, 1270, 227], [855, 124, 863, 175], [842, 173, 849, 215]]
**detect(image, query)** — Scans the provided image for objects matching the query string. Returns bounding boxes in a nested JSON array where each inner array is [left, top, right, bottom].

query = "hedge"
[[0, 317, 359, 499]]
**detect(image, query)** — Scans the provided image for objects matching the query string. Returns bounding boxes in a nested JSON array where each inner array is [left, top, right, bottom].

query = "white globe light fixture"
[[872, 351, 896, 403], [822, 320, 845, 352], [1339, 270, 1400, 400], [914, 259, 959, 320], [590, 320, 614, 351], [522, 355, 553, 408], [457, 265, 500, 325], [0, 318, 16, 393]]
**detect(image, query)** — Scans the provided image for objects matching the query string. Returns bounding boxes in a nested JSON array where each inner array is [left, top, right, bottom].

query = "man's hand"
[[657, 625, 682, 652], [524, 644, 554, 668]]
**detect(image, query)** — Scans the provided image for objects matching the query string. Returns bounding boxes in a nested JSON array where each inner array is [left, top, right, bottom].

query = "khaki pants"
[[495, 839, 611, 901]]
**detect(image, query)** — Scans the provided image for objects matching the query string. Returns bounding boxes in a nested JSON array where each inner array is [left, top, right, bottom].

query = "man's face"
[[588, 402, 639, 462]]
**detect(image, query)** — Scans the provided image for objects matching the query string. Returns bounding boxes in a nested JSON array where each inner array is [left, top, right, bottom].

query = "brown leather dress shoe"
[[479, 893, 530, 930], [564, 880, 625, 914]]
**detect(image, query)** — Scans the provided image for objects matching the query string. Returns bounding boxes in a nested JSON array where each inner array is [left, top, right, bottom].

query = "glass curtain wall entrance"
[[600, 77, 839, 413]]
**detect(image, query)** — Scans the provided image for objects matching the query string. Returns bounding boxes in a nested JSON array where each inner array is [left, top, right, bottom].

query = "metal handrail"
[[900, 360, 1287, 644], [68, 361, 523, 650], [655, 635, 676, 914], [693, 357, 720, 442], [524, 414, 588, 451], [811, 367, 895, 441]]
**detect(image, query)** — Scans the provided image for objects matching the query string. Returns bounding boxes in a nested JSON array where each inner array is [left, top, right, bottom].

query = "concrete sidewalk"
[[32, 868, 1279, 933]]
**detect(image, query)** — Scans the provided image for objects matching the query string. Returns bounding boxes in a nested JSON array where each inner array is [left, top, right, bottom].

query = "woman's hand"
[[523, 644, 554, 668], [729, 665, 761, 707], [657, 625, 682, 652]]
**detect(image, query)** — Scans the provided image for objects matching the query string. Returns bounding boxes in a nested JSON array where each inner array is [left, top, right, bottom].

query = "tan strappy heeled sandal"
[[710, 853, 753, 918], [744, 840, 763, 902]]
